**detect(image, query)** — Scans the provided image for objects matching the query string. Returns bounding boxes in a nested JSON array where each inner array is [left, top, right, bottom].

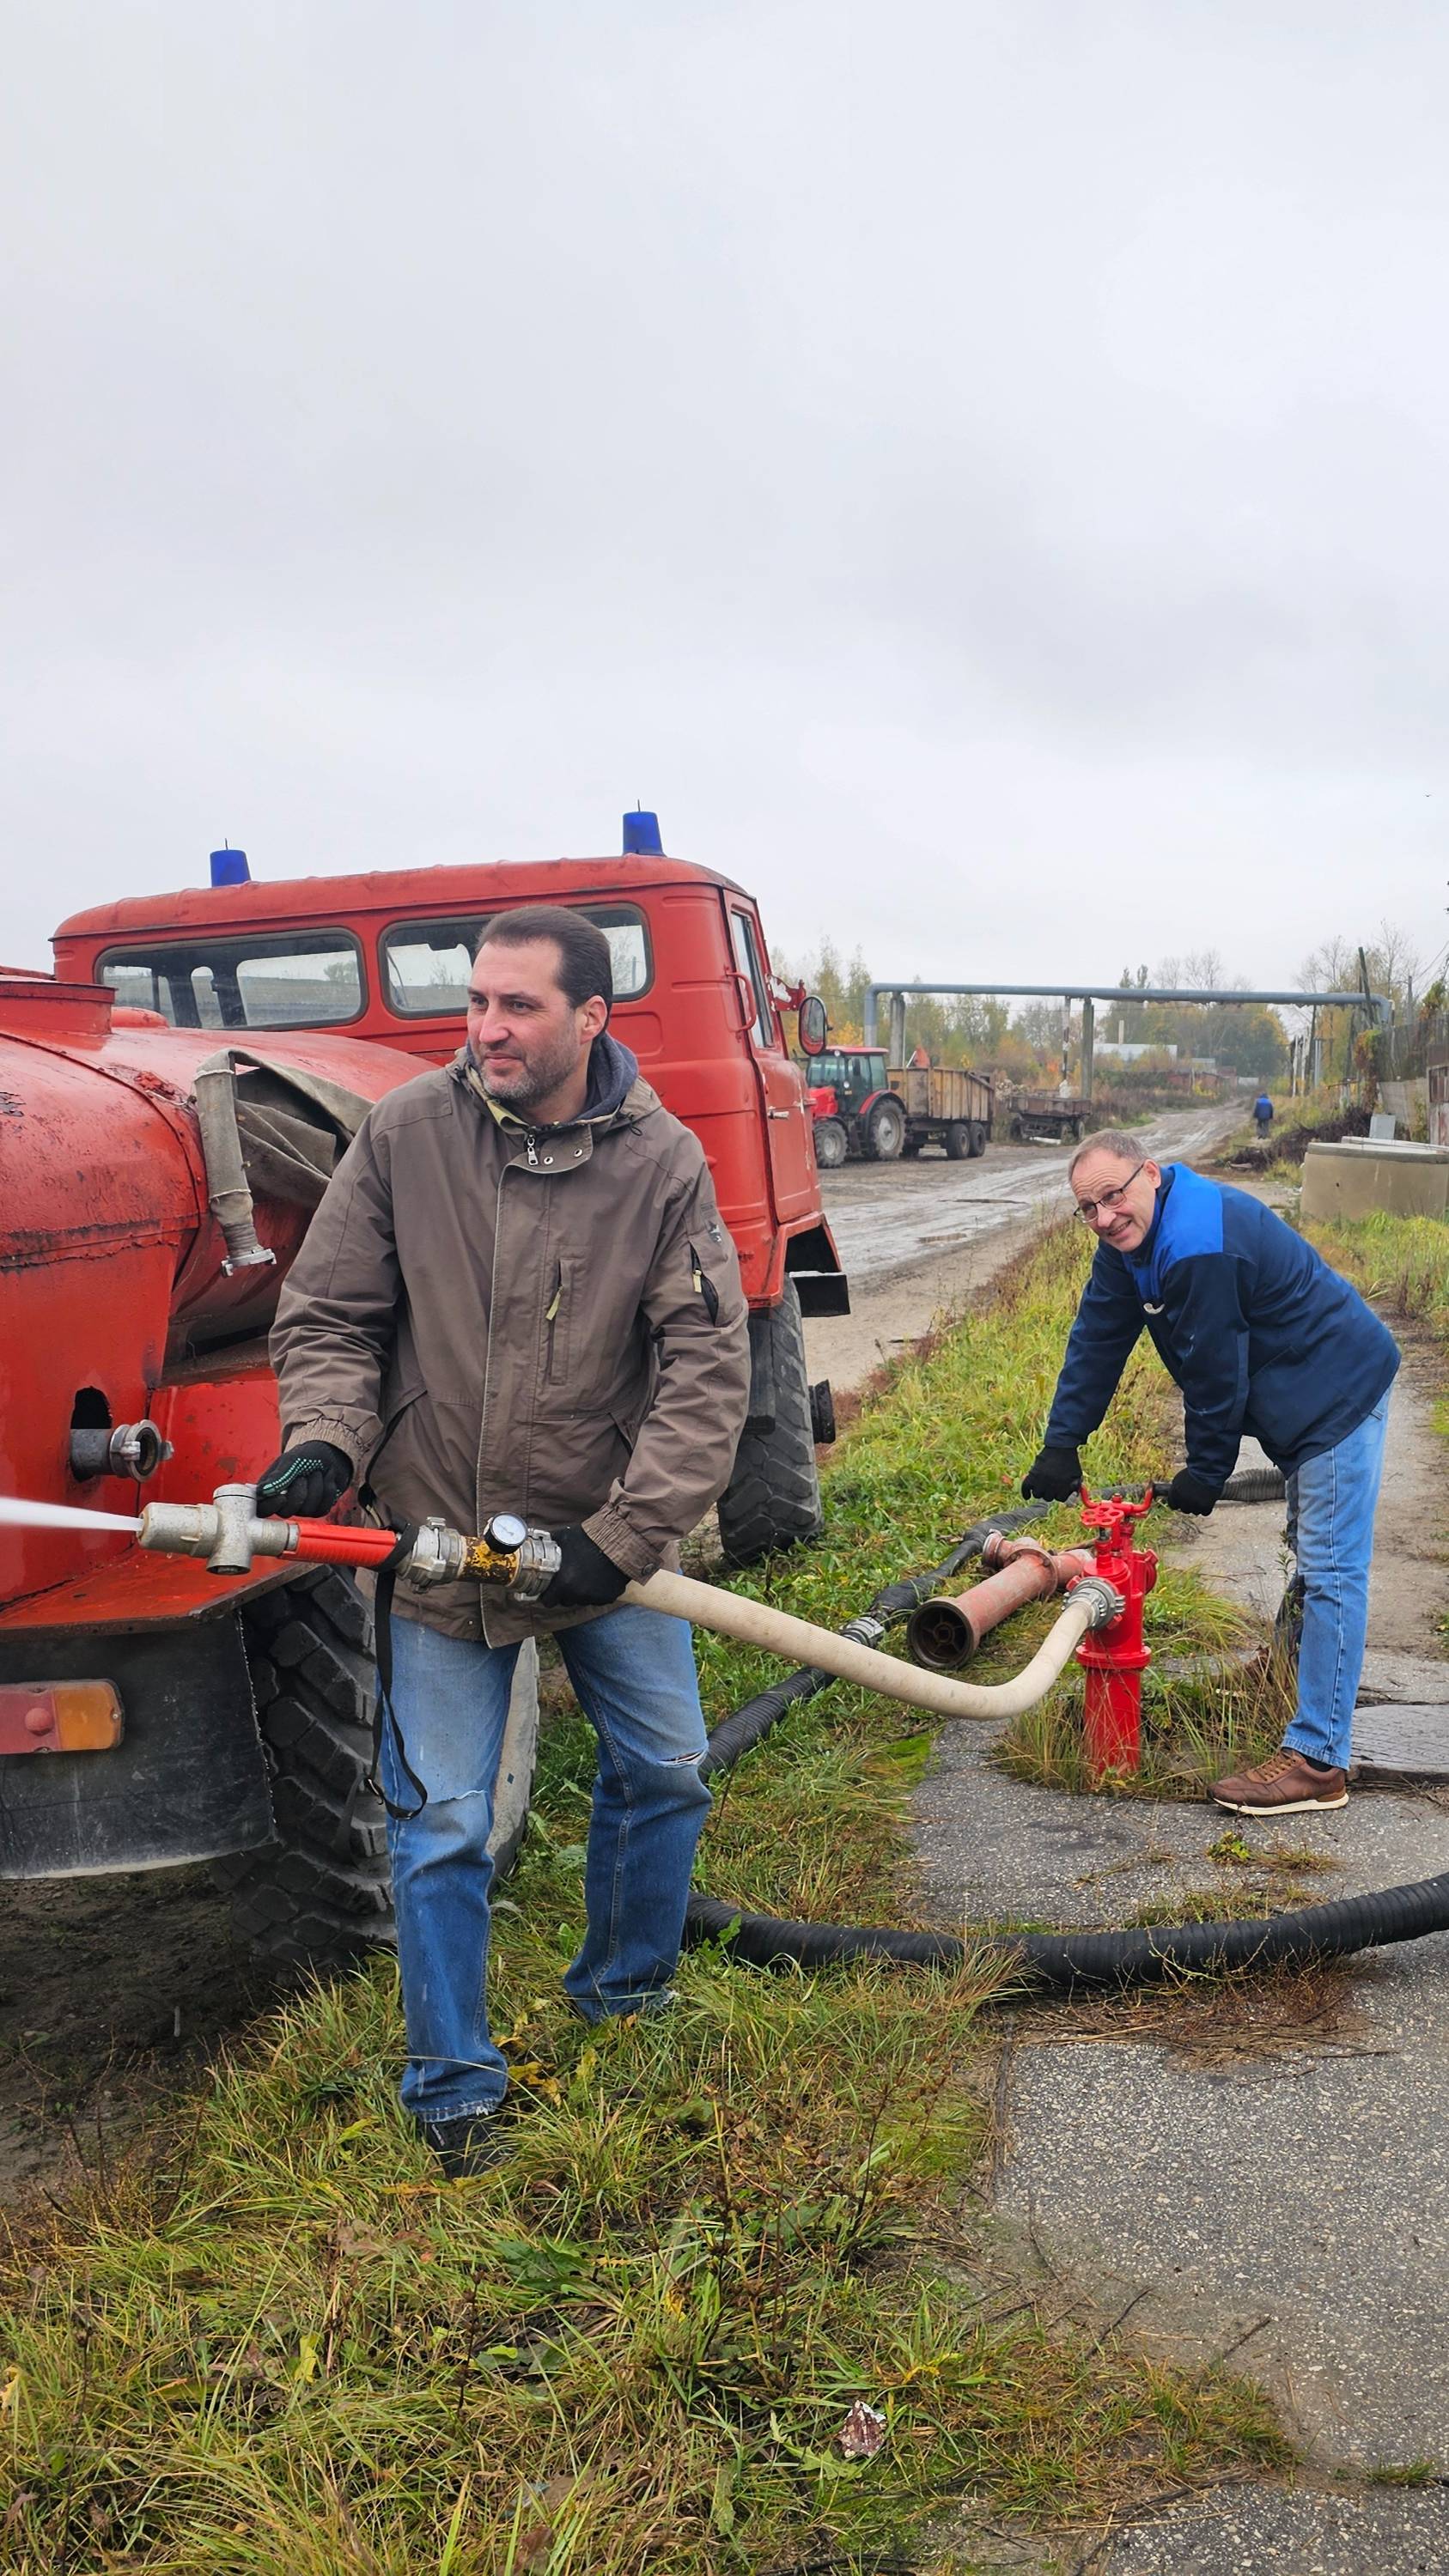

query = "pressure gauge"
[[484, 1512, 529, 1552]]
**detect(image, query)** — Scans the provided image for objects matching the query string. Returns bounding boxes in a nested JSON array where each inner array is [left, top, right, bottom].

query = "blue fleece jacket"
[[1044, 1163, 1399, 1490]]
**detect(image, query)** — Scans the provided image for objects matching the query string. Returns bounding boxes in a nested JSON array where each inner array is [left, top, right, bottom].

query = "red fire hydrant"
[[1074, 1485, 1158, 1778]]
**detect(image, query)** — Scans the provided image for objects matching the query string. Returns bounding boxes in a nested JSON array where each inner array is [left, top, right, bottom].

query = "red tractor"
[[1, 817, 846, 1964]]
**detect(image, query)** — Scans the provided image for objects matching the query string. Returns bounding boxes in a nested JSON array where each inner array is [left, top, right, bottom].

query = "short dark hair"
[[475, 906, 612, 1012]]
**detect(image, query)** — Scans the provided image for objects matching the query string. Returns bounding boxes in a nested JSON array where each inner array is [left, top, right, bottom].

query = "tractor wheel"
[[813, 1116, 847, 1170], [217, 1567, 539, 1969], [944, 1121, 970, 1161], [968, 1121, 988, 1158], [716, 1285, 824, 1564], [864, 1097, 906, 1161]]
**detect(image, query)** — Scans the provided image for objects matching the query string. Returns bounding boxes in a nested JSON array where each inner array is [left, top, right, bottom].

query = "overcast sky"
[[3, 1, 1446, 998]]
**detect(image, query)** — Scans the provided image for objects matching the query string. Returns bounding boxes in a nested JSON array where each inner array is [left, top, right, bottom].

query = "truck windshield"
[[97, 933, 364, 1028], [381, 903, 651, 1013]]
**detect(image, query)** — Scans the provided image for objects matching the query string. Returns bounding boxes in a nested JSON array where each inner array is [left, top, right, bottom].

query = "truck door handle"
[[767, 1108, 790, 1119]]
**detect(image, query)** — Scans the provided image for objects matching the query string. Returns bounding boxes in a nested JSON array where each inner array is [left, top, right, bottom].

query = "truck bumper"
[[0, 1614, 272, 1877]]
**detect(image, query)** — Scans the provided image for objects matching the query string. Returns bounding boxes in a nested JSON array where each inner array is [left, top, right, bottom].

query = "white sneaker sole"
[[1212, 1789, 1349, 1814]]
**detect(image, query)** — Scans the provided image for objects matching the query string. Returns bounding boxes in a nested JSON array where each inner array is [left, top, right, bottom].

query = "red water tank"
[[0, 972, 415, 1612]]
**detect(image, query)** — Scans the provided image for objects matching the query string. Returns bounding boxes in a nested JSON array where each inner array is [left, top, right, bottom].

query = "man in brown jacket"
[[257, 906, 750, 2176]]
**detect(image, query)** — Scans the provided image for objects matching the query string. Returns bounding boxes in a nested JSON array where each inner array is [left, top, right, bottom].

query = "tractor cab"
[[810, 1048, 888, 1115]]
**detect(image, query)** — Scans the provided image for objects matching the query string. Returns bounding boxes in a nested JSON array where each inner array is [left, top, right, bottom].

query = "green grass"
[[0, 1223, 1290, 2571], [1302, 1207, 1449, 1337], [995, 1647, 1289, 1805]]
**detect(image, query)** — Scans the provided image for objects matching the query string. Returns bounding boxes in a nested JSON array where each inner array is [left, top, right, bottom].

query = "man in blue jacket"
[[1020, 1133, 1399, 1814]]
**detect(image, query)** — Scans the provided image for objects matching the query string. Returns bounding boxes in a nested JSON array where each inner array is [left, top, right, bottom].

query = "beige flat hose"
[[625, 1569, 1109, 1721]]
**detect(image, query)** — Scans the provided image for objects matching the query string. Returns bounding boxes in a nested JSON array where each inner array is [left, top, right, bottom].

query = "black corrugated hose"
[[684, 1490, 1449, 1994]]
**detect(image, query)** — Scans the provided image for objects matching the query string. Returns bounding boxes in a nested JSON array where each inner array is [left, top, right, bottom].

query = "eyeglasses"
[[1075, 1163, 1147, 1224]]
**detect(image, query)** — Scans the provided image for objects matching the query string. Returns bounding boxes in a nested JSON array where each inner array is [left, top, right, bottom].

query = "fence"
[[1371, 1013, 1449, 1081]]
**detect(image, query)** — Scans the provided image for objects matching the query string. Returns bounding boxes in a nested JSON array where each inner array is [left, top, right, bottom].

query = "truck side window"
[[729, 913, 774, 1049], [381, 904, 653, 1013]]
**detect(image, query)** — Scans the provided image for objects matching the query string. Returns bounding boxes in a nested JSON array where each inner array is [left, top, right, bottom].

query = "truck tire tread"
[[716, 1285, 824, 1564]]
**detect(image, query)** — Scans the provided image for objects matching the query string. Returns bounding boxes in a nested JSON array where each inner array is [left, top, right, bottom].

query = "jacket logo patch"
[[1142, 1301, 1165, 1315]]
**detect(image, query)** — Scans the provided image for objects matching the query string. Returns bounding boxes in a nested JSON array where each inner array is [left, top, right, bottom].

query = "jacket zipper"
[[545, 1261, 564, 1378], [690, 1245, 721, 1325]]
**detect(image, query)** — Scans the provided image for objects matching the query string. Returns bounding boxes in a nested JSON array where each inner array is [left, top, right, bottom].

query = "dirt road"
[[806, 1100, 1241, 1397]]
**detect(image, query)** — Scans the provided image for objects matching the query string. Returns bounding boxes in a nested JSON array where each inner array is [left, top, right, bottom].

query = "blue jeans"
[[380, 1605, 710, 2124], [1282, 1389, 1391, 1772]]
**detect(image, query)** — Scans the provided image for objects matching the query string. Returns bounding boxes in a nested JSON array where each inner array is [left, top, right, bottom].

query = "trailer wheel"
[[944, 1121, 971, 1161], [813, 1116, 847, 1170], [716, 1285, 824, 1564], [968, 1121, 988, 1158], [864, 1097, 905, 1161], [217, 1568, 539, 1968]]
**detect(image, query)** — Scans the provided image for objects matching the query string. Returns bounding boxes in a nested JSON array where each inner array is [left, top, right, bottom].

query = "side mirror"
[[798, 994, 828, 1056]]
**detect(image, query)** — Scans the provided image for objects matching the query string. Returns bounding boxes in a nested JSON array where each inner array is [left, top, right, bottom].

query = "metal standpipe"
[[1072, 1489, 1158, 1777]]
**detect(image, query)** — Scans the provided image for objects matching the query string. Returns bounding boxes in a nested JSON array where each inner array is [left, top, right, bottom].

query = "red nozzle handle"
[[283, 1519, 404, 1569]]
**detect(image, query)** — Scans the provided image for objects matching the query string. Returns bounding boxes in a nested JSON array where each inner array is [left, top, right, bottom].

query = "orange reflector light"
[[0, 1681, 125, 1755]]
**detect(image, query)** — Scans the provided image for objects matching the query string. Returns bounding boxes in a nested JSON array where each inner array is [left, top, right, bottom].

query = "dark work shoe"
[[1210, 1749, 1349, 1814], [420, 2113, 513, 2179]]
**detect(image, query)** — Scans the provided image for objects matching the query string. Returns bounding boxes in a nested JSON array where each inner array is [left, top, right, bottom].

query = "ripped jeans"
[[381, 1606, 710, 2125]]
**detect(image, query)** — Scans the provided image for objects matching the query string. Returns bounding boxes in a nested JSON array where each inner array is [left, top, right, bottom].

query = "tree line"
[[779, 920, 1432, 1089]]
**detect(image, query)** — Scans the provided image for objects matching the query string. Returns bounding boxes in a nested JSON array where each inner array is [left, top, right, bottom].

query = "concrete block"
[[1301, 1136, 1449, 1221]]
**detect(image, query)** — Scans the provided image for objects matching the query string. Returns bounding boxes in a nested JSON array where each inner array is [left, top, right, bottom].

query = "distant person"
[[1020, 1132, 1399, 1816], [1252, 1091, 1275, 1141]]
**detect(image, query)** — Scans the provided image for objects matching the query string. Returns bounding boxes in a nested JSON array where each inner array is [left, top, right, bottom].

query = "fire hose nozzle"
[[137, 1485, 296, 1577]]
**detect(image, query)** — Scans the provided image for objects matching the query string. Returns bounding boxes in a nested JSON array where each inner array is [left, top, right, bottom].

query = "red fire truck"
[[0, 818, 845, 1963]]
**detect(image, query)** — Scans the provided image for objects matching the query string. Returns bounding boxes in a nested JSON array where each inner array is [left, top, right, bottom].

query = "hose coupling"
[[397, 1514, 562, 1600], [840, 1613, 888, 1649], [496, 1520, 563, 1602], [395, 1518, 471, 1586], [1068, 1575, 1124, 1630], [70, 1419, 174, 1484]]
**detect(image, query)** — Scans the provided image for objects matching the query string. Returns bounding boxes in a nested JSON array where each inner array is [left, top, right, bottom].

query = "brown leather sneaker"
[[1210, 1749, 1348, 1814]]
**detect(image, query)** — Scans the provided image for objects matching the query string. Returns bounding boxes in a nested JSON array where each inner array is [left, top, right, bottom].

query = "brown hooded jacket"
[[270, 1038, 751, 1643]]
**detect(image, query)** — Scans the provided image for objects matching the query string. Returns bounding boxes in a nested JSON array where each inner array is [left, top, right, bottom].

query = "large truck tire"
[[813, 1116, 847, 1170], [944, 1121, 970, 1161], [716, 1285, 825, 1564], [217, 1567, 539, 1969], [864, 1097, 906, 1161], [968, 1121, 988, 1157]]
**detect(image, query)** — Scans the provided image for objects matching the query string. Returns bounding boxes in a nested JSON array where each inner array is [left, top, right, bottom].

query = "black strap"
[[363, 1525, 431, 1822]]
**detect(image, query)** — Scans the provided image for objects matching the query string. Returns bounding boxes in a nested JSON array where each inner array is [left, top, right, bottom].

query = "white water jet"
[[0, 1496, 141, 1535]]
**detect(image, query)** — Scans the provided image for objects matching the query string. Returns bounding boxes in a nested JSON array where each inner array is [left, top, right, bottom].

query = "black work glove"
[[540, 1525, 630, 1609], [254, 1442, 353, 1519], [1020, 1444, 1082, 1504], [1165, 1469, 1219, 1516]]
